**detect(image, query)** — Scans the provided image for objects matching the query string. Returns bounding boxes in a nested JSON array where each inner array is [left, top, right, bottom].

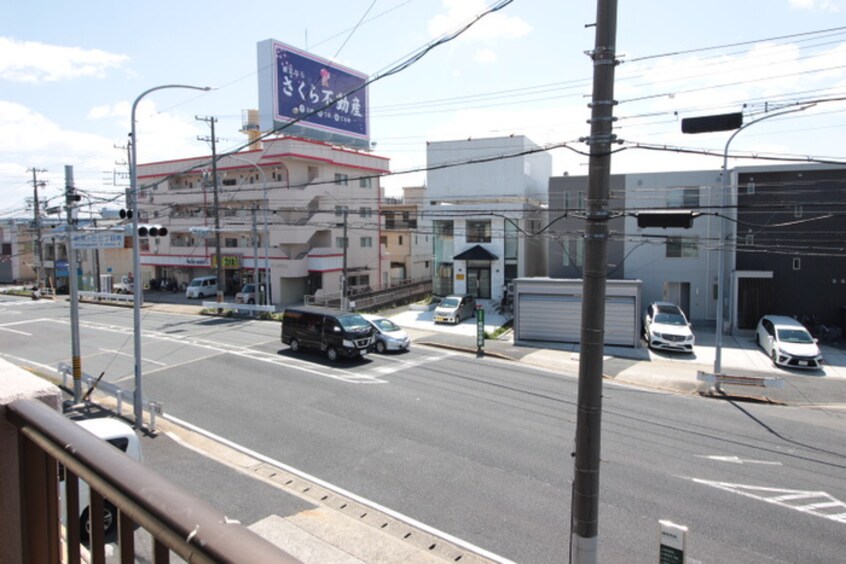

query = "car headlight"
[[342, 339, 354, 347]]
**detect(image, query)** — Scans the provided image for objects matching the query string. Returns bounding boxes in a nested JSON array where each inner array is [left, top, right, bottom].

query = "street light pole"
[[712, 105, 812, 375], [130, 84, 210, 430]]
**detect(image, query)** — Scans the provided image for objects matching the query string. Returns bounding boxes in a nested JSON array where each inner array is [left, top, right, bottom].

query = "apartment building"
[[426, 135, 551, 301], [381, 186, 432, 286], [135, 136, 389, 306]]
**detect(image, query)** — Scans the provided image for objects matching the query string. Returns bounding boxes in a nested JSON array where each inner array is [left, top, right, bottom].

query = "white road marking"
[[0, 326, 32, 336], [99, 348, 166, 366], [693, 478, 846, 524], [701, 455, 782, 465]]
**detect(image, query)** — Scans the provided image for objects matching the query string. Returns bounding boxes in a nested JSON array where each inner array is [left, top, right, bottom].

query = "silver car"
[[363, 315, 411, 353], [433, 294, 476, 324]]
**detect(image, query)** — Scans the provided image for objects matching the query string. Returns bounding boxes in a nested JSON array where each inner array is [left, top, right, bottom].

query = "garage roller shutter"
[[517, 293, 636, 347]]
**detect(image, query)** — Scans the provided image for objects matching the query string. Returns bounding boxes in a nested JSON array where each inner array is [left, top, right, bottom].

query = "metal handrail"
[[6, 399, 300, 563]]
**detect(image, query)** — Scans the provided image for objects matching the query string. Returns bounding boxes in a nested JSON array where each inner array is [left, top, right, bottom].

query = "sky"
[[2, 0, 845, 219]]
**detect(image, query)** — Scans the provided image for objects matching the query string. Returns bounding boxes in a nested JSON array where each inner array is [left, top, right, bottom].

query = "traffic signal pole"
[[571, 2, 618, 562], [65, 165, 83, 403]]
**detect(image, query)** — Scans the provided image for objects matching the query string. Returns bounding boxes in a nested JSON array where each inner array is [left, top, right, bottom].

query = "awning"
[[453, 245, 499, 261]]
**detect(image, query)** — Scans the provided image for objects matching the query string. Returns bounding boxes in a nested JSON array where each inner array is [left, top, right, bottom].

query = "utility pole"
[[571, 2, 618, 563], [251, 205, 259, 310], [65, 165, 83, 403], [28, 168, 47, 290], [197, 115, 223, 305], [342, 207, 348, 311]]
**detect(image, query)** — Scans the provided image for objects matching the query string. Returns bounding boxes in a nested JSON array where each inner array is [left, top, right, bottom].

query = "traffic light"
[[636, 210, 698, 229], [120, 208, 134, 219], [138, 224, 168, 237], [681, 112, 743, 134]]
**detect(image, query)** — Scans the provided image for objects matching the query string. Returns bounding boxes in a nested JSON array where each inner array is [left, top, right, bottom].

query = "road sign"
[[72, 231, 125, 249], [476, 306, 485, 352], [659, 520, 687, 564]]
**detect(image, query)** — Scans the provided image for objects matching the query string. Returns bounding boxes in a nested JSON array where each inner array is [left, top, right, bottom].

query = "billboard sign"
[[72, 231, 125, 249], [258, 39, 369, 150]]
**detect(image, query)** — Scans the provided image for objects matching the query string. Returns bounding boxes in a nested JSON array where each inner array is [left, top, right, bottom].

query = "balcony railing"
[[5, 398, 300, 564]]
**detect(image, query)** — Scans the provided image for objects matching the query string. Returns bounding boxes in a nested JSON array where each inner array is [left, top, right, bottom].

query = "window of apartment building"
[[398, 235, 404, 246], [361, 236, 373, 248], [335, 205, 348, 217], [383, 211, 395, 229], [667, 186, 700, 208], [359, 207, 372, 218], [666, 236, 698, 258], [565, 191, 586, 211], [504, 219, 518, 260], [467, 220, 491, 243], [563, 237, 584, 268], [1, 243, 11, 255], [793, 257, 801, 271], [746, 179, 756, 194], [335, 173, 349, 185], [225, 238, 239, 248], [434, 220, 453, 237], [308, 166, 319, 182], [380, 235, 387, 246], [359, 177, 371, 188], [794, 205, 803, 218], [222, 178, 237, 186], [336, 236, 348, 248]]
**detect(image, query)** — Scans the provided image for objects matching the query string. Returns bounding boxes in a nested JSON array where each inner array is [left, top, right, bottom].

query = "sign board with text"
[[72, 232, 125, 249], [659, 520, 688, 564]]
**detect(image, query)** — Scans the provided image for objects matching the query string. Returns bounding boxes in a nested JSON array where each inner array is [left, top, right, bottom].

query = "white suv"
[[756, 315, 823, 370], [643, 302, 695, 353]]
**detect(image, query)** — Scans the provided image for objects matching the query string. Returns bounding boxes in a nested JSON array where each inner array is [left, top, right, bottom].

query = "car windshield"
[[338, 314, 370, 331], [777, 328, 814, 344], [373, 318, 400, 332], [188, 279, 202, 287], [440, 297, 460, 308], [654, 311, 687, 325], [240, 284, 255, 293]]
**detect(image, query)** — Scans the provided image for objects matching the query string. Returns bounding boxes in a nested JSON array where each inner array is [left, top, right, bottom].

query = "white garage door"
[[517, 293, 636, 347]]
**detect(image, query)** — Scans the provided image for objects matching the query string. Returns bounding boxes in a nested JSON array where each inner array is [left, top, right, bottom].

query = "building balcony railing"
[[4, 398, 300, 563]]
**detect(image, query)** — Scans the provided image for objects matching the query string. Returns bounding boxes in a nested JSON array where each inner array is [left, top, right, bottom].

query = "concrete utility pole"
[[65, 165, 83, 403], [342, 207, 349, 311], [571, 1, 618, 563], [197, 115, 223, 305], [251, 205, 259, 306], [28, 168, 46, 290]]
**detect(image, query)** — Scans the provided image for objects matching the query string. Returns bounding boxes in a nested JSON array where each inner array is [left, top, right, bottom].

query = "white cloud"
[[0, 37, 128, 83], [474, 48, 498, 64], [428, 0, 531, 42], [788, 0, 840, 11]]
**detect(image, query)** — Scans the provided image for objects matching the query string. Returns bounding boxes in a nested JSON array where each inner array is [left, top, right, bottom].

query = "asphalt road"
[[2, 295, 844, 563]]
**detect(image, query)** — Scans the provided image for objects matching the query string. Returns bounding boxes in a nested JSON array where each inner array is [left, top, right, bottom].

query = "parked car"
[[362, 314, 411, 353], [185, 275, 217, 299], [112, 275, 134, 294], [235, 283, 257, 304], [433, 294, 476, 324], [643, 302, 695, 353], [756, 315, 823, 369], [62, 417, 143, 542], [281, 306, 374, 361]]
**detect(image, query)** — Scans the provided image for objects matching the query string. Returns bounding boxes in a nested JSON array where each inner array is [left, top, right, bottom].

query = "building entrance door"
[[466, 266, 491, 299]]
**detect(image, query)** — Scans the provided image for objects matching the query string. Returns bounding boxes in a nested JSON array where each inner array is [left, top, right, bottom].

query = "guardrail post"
[[116, 389, 123, 416]]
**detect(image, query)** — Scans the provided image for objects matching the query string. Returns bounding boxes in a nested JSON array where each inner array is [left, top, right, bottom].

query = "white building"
[[136, 135, 390, 306], [426, 136, 551, 301], [548, 170, 724, 323]]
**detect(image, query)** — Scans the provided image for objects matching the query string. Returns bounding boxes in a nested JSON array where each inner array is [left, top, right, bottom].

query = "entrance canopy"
[[453, 245, 498, 261]]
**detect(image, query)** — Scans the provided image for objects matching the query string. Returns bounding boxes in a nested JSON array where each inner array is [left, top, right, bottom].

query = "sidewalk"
[[387, 303, 846, 407]]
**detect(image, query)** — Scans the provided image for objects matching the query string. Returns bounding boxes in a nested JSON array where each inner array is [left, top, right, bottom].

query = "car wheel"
[[248, 299, 255, 305], [198, 292, 205, 299], [80, 502, 116, 543], [326, 347, 338, 361], [289, 338, 300, 352], [376, 340, 386, 354]]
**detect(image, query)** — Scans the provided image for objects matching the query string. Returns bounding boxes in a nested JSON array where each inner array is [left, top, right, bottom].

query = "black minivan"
[[281, 306, 374, 361]]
